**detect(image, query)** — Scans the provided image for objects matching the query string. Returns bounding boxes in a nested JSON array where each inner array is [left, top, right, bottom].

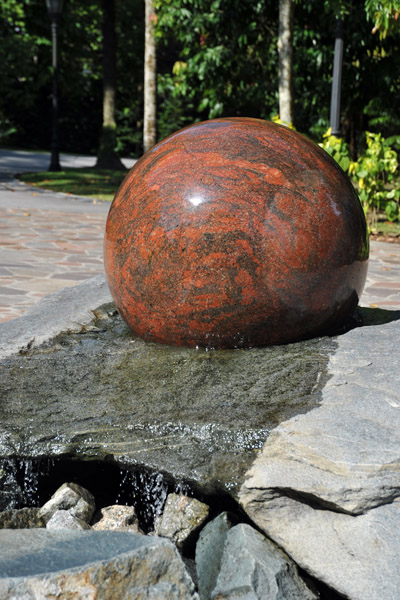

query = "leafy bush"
[[320, 129, 400, 223], [350, 132, 400, 221], [271, 114, 296, 130], [320, 128, 351, 172]]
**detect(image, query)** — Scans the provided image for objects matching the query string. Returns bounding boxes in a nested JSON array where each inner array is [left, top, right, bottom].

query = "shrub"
[[320, 129, 400, 224]]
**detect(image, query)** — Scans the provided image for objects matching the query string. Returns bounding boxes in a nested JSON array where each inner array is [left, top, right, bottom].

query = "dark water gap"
[[0, 455, 243, 534]]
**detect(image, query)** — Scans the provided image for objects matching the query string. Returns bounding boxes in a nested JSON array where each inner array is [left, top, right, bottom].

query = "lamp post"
[[329, 16, 344, 137], [46, 0, 64, 171]]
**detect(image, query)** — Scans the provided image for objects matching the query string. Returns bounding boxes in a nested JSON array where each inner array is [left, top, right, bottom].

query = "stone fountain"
[[0, 119, 399, 600]]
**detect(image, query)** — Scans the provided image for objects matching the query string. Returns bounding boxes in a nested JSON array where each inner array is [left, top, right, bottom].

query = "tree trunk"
[[96, 0, 125, 170], [278, 0, 294, 126], [144, 0, 157, 153]]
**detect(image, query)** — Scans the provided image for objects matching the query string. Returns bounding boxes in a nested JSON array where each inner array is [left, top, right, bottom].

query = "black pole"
[[49, 16, 61, 171], [329, 17, 344, 137]]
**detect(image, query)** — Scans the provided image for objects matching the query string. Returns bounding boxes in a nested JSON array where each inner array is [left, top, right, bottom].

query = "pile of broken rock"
[[0, 481, 317, 599]]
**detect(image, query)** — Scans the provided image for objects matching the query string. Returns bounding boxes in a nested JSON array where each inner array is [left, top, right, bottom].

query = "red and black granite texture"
[[104, 118, 369, 348]]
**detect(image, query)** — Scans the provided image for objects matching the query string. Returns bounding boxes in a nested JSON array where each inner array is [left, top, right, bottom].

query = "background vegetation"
[[1, 0, 399, 222]]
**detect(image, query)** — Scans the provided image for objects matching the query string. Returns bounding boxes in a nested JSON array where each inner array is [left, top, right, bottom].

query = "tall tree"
[[155, 0, 279, 140], [144, 0, 157, 152], [278, 0, 294, 126], [96, 0, 124, 169]]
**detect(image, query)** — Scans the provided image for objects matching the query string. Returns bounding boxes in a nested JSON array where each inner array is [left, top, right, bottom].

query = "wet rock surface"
[[0, 529, 199, 599], [0, 467, 23, 511], [0, 278, 335, 494]]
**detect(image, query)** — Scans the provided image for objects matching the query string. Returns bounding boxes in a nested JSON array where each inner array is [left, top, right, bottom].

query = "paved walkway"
[[0, 148, 134, 176], [0, 149, 400, 322], [0, 178, 109, 321]]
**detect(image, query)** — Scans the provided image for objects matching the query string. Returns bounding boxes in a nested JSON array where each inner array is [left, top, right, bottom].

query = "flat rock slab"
[[0, 529, 198, 599], [240, 315, 400, 600], [0, 277, 334, 494], [0, 275, 112, 360]]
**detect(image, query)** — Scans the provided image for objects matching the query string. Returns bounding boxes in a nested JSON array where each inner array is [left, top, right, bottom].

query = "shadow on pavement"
[[358, 306, 400, 326]]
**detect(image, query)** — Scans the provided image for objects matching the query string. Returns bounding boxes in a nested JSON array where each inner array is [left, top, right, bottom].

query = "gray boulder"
[[39, 482, 95, 524], [196, 518, 316, 600], [241, 495, 400, 600], [0, 529, 199, 599], [240, 317, 400, 600], [46, 510, 91, 530], [154, 493, 209, 548]]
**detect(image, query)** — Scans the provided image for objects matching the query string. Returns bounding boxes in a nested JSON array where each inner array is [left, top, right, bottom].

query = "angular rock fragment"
[[46, 510, 91, 530], [154, 493, 209, 549], [196, 512, 233, 600], [196, 518, 316, 600], [38, 482, 95, 524], [91, 504, 142, 533], [0, 529, 199, 599]]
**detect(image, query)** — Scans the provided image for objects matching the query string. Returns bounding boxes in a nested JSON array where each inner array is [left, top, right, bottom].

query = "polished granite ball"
[[104, 118, 369, 348]]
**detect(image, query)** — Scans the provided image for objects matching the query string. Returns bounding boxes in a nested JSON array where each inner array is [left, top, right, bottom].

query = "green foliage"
[[155, 0, 279, 138], [321, 130, 400, 223], [271, 114, 296, 130], [320, 128, 351, 171], [0, 0, 103, 152], [365, 0, 400, 38], [1, 0, 400, 163], [0, 0, 144, 156], [0, 115, 17, 143], [350, 132, 400, 221], [0, 0, 50, 142]]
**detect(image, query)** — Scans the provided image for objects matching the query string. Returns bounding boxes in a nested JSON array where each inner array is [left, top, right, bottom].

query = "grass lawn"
[[369, 217, 400, 239], [17, 168, 127, 202]]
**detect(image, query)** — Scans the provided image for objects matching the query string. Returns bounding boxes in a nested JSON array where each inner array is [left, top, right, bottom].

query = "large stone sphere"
[[104, 118, 368, 348]]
